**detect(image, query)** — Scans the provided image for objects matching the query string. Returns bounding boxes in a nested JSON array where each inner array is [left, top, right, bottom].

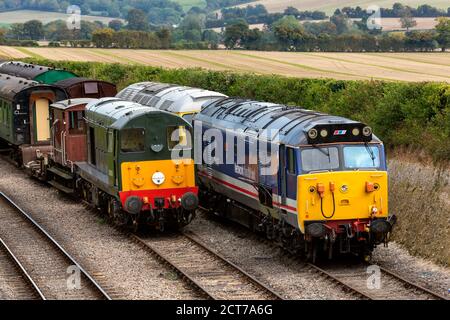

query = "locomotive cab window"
[[121, 128, 145, 153], [167, 126, 191, 150], [343, 145, 380, 169], [301, 147, 339, 172], [68, 111, 86, 134]]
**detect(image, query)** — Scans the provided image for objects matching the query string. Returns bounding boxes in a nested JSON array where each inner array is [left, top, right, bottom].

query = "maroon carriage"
[[46, 98, 96, 193]]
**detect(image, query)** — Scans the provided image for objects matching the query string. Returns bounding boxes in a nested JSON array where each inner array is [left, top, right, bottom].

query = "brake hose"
[[320, 191, 336, 219]]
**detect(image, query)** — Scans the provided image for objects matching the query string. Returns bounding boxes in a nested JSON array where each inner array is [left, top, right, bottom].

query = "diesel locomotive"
[[42, 98, 199, 230], [194, 99, 396, 261]]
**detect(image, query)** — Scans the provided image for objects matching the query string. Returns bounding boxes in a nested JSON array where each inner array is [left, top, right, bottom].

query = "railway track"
[[0, 238, 45, 300], [130, 231, 284, 300], [198, 207, 448, 300], [0, 192, 112, 300], [311, 262, 448, 300]]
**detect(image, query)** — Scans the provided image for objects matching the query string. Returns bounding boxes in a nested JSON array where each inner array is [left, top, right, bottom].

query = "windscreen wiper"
[[365, 143, 376, 166]]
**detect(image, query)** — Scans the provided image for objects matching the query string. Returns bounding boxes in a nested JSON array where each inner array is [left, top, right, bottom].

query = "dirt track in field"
[[1, 46, 449, 82]]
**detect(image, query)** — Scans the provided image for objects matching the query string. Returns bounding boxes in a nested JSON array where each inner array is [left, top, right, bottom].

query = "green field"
[[174, 0, 207, 11], [0, 10, 125, 27]]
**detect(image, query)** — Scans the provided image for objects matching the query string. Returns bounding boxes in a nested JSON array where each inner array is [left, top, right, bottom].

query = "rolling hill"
[[233, 0, 450, 14], [0, 10, 124, 27]]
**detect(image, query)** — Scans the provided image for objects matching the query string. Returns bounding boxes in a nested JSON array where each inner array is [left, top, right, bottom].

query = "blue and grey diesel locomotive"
[[194, 98, 396, 261]]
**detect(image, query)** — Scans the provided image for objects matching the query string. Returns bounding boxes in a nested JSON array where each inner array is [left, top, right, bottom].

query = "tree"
[[8, 23, 25, 40], [272, 16, 307, 50], [284, 6, 300, 17], [224, 19, 249, 49], [92, 28, 114, 48], [0, 28, 5, 43], [202, 29, 220, 48], [330, 12, 352, 34], [126, 9, 148, 31], [435, 17, 450, 51], [108, 19, 124, 32], [156, 28, 171, 49], [400, 10, 417, 31], [23, 20, 44, 40]]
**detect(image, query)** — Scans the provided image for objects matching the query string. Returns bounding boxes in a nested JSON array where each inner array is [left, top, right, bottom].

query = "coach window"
[[84, 82, 99, 95], [287, 147, 296, 175], [121, 128, 145, 153]]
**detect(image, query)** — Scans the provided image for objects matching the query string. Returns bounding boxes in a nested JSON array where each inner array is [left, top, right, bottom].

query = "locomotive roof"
[[85, 97, 186, 130], [116, 82, 226, 114], [54, 77, 116, 89], [0, 61, 77, 83], [0, 73, 41, 100], [197, 99, 381, 146], [51, 98, 98, 110]]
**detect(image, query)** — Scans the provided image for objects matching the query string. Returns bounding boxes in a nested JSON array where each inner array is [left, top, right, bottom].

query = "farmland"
[[0, 10, 124, 27], [234, 0, 450, 14], [0, 46, 449, 83], [174, 0, 207, 11]]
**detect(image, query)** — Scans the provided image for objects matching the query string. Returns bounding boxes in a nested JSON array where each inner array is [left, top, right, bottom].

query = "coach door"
[[33, 98, 51, 143]]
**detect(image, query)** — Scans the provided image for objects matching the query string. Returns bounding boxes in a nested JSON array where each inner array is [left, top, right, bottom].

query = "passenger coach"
[[0, 73, 67, 166]]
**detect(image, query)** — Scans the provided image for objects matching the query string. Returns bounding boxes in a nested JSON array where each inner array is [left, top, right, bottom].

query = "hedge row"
[[27, 59, 450, 161]]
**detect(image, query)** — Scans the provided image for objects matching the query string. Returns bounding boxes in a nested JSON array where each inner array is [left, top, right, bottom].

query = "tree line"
[[223, 16, 450, 52]]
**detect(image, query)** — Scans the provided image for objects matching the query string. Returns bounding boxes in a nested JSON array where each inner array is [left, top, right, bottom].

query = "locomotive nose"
[[180, 192, 199, 211]]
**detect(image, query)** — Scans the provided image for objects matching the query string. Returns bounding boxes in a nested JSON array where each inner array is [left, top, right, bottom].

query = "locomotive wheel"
[[108, 198, 128, 227]]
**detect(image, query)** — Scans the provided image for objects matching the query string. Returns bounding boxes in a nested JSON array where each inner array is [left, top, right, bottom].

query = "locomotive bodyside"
[[195, 99, 395, 261]]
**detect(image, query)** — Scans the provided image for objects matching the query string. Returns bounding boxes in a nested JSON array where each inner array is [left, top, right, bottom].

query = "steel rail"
[[0, 237, 46, 300], [0, 191, 112, 300]]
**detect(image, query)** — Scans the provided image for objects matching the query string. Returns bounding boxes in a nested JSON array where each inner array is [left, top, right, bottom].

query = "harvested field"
[[0, 46, 449, 82]]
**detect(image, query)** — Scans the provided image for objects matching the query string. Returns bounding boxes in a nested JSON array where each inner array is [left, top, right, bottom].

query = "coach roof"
[[54, 77, 115, 89], [0, 61, 77, 84], [0, 73, 47, 100]]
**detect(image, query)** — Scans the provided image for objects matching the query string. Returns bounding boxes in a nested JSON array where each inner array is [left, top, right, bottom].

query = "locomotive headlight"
[[362, 126, 373, 137], [352, 128, 360, 136], [320, 129, 328, 138], [152, 172, 165, 185], [308, 128, 318, 139]]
